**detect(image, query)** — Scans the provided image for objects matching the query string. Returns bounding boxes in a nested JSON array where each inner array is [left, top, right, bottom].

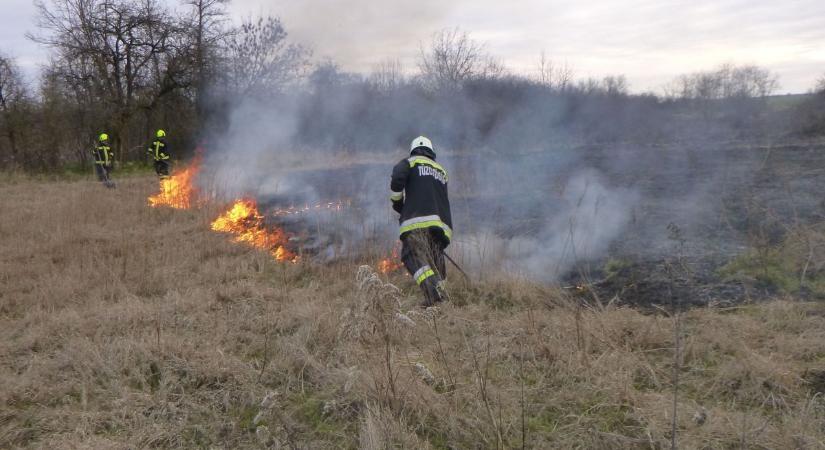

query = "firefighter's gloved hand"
[[392, 201, 403, 214]]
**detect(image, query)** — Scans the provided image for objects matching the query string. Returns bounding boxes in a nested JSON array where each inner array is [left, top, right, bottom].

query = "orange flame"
[[210, 199, 298, 262], [148, 156, 202, 209], [378, 243, 403, 274]]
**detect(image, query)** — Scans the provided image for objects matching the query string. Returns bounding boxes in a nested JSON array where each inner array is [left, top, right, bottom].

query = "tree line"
[[0, 0, 823, 171]]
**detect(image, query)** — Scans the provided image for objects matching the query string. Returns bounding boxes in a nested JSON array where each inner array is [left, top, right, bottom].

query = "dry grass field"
[[1, 174, 825, 449]]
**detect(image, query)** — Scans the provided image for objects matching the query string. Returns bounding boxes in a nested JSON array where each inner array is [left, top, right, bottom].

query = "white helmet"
[[410, 136, 433, 153]]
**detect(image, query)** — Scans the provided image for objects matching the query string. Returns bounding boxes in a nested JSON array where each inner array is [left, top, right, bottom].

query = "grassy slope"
[[1, 175, 824, 449]]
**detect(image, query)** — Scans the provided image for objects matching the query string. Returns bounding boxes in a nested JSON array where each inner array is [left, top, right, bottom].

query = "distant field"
[[767, 93, 813, 110], [1, 175, 825, 448]]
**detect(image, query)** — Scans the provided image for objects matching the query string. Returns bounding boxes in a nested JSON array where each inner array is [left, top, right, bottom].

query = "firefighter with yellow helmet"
[[93, 132, 115, 188], [147, 129, 171, 180]]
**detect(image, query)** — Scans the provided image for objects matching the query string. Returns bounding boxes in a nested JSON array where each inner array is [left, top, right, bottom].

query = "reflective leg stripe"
[[390, 190, 403, 201], [399, 215, 452, 241], [414, 265, 435, 285]]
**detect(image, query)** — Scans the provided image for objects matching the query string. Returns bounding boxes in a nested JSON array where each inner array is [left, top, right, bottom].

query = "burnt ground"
[[557, 139, 825, 308], [256, 138, 825, 308]]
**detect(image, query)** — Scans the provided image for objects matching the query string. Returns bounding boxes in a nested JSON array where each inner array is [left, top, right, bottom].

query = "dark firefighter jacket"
[[390, 147, 453, 246], [148, 138, 170, 161], [93, 144, 113, 166]]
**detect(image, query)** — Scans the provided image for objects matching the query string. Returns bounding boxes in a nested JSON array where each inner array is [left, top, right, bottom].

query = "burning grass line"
[[210, 199, 298, 263], [147, 160, 399, 269], [147, 156, 203, 209]]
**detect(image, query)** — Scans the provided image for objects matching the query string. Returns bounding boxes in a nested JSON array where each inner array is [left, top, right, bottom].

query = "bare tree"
[[225, 15, 310, 97], [535, 52, 574, 92], [29, 0, 187, 160], [0, 54, 29, 167], [183, 0, 230, 122], [669, 63, 779, 100], [369, 58, 404, 93], [418, 28, 501, 89], [555, 61, 573, 92], [536, 50, 554, 87], [816, 73, 825, 94], [576, 77, 602, 95], [602, 75, 628, 96]]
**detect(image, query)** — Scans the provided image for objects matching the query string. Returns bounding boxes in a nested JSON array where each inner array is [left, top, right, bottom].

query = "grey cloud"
[[3, 0, 824, 91]]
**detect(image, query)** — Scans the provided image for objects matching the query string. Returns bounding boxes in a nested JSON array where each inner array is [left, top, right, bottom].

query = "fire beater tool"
[[444, 252, 471, 282]]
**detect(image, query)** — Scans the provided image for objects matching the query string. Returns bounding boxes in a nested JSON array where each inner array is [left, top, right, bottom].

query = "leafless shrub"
[[418, 27, 503, 90], [368, 58, 405, 93], [667, 63, 779, 100], [224, 15, 310, 97]]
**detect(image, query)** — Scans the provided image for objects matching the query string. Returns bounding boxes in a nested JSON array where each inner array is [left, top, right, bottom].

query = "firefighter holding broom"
[[147, 129, 171, 180], [93, 133, 115, 188], [389, 136, 453, 307]]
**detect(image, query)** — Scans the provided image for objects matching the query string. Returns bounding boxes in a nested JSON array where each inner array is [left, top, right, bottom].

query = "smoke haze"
[[199, 78, 722, 281]]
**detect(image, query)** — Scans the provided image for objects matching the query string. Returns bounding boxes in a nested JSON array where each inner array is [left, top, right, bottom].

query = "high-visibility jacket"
[[93, 144, 113, 166], [390, 148, 453, 246], [148, 138, 170, 161]]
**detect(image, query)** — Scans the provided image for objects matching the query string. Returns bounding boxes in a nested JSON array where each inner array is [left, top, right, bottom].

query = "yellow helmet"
[[156, 129, 166, 138], [98, 133, 109, 142]]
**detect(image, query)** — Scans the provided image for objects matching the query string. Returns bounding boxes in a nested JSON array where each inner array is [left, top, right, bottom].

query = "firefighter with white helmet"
[[389, 136, 453, 307]]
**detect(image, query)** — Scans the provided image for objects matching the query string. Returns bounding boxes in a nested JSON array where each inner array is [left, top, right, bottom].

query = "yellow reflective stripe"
[[416, 268, 435, 285], [408, 157, 446, 175], [390, 191, 403, 201], [152, 141, 169, 160], [399, 220, 452, 241], [95, 146, 110, 164], [413, 265, 431, 280]]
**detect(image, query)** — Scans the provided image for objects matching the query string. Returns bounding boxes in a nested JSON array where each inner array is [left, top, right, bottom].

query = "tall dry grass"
[[1, 174, 824, 449]]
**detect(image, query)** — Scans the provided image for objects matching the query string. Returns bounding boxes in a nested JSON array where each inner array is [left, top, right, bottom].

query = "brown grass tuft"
[[1, 175, 824, 448]]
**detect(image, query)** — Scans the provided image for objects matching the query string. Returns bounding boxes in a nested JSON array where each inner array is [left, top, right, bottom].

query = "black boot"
[[420, 277, 445, 308]]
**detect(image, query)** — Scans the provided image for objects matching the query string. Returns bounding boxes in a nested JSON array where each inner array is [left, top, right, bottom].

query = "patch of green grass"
[[527, 405, 564, 434], [234, 404, 260, 432], [719, 228, 825, 298], [766, 93, 813, 111], [291, 394, 356, 445], [604, 258, 632, 278]]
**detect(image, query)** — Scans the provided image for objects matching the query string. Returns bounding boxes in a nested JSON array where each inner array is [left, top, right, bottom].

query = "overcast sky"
[[4, 0, 824, 93]]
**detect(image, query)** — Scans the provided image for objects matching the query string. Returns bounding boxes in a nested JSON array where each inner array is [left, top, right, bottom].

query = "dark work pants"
[[94, 164, 115, 188], [401, 229, 447, 307], [154, 160, 170, 179]]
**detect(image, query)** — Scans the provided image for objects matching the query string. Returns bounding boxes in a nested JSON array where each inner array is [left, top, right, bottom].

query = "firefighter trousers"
[[154, 160, 170, 179], [401, 229, 447, 307], [94, 164, 115, 188]]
